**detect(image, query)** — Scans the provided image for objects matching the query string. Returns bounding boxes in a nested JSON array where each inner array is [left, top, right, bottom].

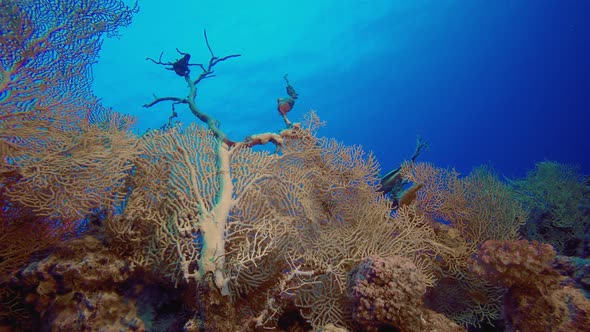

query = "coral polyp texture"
[[349, 255, 464, 332], [473, 240, 590, 331]]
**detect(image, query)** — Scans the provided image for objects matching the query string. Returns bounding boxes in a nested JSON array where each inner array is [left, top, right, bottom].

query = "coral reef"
[[401, 163, 527, 326], [349, 255, 465, 332], [1, 0, 139, 327], [8, 234, 185, 331], [553, 255, 590, 298], [2, 1, 589, 330], [509, 161, 590, 257], [472, 239, 590, 331], [0, 0, 138, 264]]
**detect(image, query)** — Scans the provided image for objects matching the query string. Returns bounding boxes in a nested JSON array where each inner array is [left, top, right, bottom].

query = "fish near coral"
[[277, 97, 295, 116], [277, 74, 298, 116]]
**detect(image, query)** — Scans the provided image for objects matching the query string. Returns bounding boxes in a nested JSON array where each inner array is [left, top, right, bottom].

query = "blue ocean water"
[[93, 0, 590, 178]]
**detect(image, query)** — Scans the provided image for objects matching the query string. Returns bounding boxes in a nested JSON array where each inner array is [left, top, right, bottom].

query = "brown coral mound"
[[10, 236, 146, 331], [349, 255, 465, 332], [473, 239, 590, 331]]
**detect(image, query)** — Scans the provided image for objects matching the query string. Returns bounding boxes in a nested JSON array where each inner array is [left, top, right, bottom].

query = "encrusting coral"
[[552, 255, 590, 298], [472, 239, 590, 331], [8, 235, 185, 331], [349, 255, 465, 332]]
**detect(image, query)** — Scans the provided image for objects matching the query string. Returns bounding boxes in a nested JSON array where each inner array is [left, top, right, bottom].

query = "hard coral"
[[553, 255, 590, 298], [473, 240, 590, 331], [8, 235, 186, 331], [11, 236, 144, 331], [472, 240, 559, 289], [349, 255, 465, 332]]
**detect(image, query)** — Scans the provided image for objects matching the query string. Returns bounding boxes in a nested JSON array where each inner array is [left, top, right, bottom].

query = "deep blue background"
[[93, 0, 590, 178]]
